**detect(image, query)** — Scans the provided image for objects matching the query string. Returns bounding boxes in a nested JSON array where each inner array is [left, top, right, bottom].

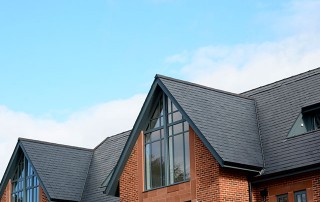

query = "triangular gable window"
[[144, 93, 190, 190], [12, 153, 39, 202], [288, 103, 320, 137]]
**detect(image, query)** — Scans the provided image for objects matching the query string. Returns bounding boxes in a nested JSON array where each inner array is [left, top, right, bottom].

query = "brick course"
[[120, 127, 251, 202], [194, 131, 250, 202], [0, 180, 10, 202], [119, 126, 320, 202], [252, 170, 320, 202]]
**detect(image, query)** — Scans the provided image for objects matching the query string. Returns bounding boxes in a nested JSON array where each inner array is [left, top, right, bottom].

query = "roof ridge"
[[93, 130, 131, 150], [241, 67, 320, 95], [155, 74, 254, 100], [18, 137, 93, 152]]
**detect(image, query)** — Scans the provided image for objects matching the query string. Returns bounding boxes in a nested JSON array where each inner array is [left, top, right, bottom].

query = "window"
[[277, 194, 288, 202], [288, 103, 320, 137], [294, 190, 307, 202], [12, 154, 39, 202], [145, 94, 190, 190]]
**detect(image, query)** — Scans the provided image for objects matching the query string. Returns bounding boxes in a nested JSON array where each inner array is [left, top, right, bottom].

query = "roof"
[[157, 75, 264, 169], [242, 67, 320, 175], [1, 131, 130, 202], [105, 74, 264, 195], [19, 138, 93, 201], [80, 131, 130, 202]]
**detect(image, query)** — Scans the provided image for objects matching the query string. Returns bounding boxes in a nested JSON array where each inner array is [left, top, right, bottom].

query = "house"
[[1, 68, 320, 202]]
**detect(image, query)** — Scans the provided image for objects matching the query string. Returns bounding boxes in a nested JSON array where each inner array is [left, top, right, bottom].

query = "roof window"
[[288, 103, 320, 137]]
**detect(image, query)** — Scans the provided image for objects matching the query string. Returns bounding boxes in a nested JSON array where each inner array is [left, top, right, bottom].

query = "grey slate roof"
[[18, 130, 130, 202], [242, 68, 320, 175], [81, 131, 130, 202], [158, 75, 264, 169], [20, 138, 93, 201]]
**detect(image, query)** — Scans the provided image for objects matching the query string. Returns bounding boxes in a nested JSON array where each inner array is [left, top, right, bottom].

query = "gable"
[[20, 138, 93, 201], [0, 142, 49, 201], [105, 74, 263, 196]]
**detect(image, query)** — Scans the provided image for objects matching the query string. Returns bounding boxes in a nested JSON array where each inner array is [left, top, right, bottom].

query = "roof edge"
[[241, 67, 320, 96], [19, 142, 52, 201], [94, 130, 131, 150], [18, 137, 93, 152], [0, 141, 21, 198], [155, 74, 254, 101]]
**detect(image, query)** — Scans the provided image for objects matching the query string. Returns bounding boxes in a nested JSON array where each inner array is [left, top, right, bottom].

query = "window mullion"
[[163, 95, 169, 186], [23, 157, 27, 202], [183, 124, 186, 180]]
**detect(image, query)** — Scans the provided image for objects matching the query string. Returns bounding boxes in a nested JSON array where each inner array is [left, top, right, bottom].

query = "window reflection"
[[12, 155, 39, 202]]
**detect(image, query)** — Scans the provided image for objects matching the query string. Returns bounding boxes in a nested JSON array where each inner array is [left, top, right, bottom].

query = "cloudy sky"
[[0, 0, 319, 178]]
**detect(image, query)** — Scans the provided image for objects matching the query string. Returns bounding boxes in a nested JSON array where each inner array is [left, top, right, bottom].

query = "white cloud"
[[0, 94, 145, 178], [165, 51, 189, 64], [169, 0, 320, 93]]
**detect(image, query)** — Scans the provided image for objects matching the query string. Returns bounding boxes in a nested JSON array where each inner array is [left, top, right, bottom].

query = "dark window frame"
[[144, 94, 190, 190], [288, 103, 320, 137], [277, 194, 288, 202], [294, 190, 307, 202], [11, 154, 39, 202]]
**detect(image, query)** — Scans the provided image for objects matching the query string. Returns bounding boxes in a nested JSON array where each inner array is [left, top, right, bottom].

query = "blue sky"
[[1, 0, 320, 177], [0, 0, 291, 119]]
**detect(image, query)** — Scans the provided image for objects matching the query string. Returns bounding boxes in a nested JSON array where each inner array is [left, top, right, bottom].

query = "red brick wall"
[[194, 131, 250, 202], [39, 186, 48, 202], [194, 130, 220, 201], [219, 167, 250, 201], [120, 130, 197, 202], [120, 127, 251, 202], [252, 170, 320, 202], [0, 180, 11, 202], [119, 132, 140, 201]]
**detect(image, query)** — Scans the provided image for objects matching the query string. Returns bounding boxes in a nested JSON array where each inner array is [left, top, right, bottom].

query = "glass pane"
[[172, 102, 177, 111], [150, 130, 161, 141], [168, 114, 172, 124], [161, 139, 165, 186], [184, 121, 189, 131], [151, 141, 162, 188], [184, 132, 190, 179], [169, 136, 174, 184], [172, 111, 182, 123], [145, 133, 151, 143], [168, 97, 172, 113], [169, 126, 173, 136], [315, 113, 320, 129], [145, 144, 151, 189], [173, 123, 183, 134], [146, 97, 164, 131], [174, 134, 185, 183], [150, 118, 160, 129]]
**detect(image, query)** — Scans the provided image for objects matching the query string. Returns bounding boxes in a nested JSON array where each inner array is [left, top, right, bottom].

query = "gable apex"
[[105, 74, 263, 196]]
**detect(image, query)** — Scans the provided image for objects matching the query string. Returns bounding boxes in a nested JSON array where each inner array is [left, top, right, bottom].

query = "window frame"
[[144, 94, 190, 190], [288, 103, 320, 137], [277, 194, 288, 202], [11, 154, 39, 202], [294, 190, 307, 202]]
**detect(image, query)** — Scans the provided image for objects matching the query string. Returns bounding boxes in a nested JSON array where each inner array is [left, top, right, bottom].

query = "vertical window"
[[145, 94, 190, 190], [294, 190, 307, 202], [12, 154, 39, 202], [277, 194, 288, 202]]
